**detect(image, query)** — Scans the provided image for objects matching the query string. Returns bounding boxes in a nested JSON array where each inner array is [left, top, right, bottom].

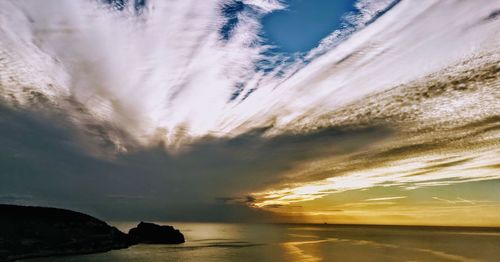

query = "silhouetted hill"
[[0, 204, 187, 261], [0, 204, 130, 261]]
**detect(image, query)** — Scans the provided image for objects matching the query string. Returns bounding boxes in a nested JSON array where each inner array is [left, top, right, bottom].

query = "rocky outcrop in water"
[[128, 221, 185, 244]]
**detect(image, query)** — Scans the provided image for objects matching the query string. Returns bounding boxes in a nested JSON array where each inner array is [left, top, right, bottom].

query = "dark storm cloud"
[[0, 99, 390, 221]]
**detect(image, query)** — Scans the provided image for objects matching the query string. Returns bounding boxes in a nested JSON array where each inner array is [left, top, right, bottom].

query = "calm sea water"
[[26, 222, 500, 262]]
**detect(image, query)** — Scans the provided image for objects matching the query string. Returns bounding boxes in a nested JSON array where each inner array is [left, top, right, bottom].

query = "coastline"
[[0, 205, 183, 262]]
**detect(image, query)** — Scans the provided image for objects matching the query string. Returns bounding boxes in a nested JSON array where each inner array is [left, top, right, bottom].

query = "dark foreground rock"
[[0, 205, 185, 261], [0, 204, 131, 261], [129, 221, 185, 244]]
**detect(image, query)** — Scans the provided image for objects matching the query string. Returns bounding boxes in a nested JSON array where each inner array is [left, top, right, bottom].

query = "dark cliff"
[[0, 204, 130, 261]]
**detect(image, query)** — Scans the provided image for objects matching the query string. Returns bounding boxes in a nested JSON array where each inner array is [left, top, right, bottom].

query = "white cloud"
[[2, 0, 499, 150]]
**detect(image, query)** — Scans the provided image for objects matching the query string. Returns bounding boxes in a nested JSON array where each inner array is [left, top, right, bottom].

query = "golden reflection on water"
[[282, 235, 479, 262], [282, 239, 328, 262]]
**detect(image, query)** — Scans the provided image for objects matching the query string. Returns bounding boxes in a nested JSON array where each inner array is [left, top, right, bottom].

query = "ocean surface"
[[25, 222, 500, 262]]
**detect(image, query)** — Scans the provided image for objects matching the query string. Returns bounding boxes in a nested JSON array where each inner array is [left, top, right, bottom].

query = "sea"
[[25, 222, 500, 262]]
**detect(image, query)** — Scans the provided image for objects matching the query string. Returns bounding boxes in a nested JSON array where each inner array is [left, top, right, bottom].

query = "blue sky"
[[260, 0, 357, 53]]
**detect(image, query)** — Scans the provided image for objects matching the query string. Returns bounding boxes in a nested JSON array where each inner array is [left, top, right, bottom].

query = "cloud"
[[2, 0, 498, 150], [431, 197, 493, 205], [364, 196, 407, 202], [0, 0, 499, 222], [250, 53, 500, 208], [0, 96, 390, 220]]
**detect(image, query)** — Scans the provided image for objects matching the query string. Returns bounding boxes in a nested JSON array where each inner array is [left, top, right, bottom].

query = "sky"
[[260, 0, 357, 53], [0, 0, 499, 226]]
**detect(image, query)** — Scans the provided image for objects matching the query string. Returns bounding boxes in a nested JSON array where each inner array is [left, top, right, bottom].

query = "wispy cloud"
[[431, 197, 493, 205], [364, 196, 407, 202]]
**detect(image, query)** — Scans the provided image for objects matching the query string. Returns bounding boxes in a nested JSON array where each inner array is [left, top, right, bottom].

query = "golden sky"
[[254, 178, 500, 226]]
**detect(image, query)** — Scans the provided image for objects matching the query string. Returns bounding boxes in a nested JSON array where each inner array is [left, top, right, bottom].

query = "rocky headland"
[[0, 204, 184, 261]]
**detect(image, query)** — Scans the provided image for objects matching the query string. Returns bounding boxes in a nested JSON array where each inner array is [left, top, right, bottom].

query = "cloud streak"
[[364, 196, 407, 202]]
